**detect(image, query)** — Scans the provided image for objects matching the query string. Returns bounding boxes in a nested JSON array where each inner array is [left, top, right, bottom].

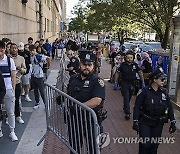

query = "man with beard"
[[116, 50, 145, 120], [67, 50, 106, 154]]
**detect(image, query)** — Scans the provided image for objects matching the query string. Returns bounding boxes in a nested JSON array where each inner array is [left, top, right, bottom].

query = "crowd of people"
[[0, 35, 93, 142], [0, 36, 177, 154], [0, 37, 55, 141], [63, 39, 177, 154]]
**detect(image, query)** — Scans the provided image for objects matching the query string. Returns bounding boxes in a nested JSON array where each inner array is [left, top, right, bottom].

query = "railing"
[[39, 83, 100, 154], [55, 50, 69, 91]]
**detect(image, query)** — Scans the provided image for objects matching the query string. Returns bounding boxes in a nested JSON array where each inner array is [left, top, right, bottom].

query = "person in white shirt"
[[0, 40, 18, 141]]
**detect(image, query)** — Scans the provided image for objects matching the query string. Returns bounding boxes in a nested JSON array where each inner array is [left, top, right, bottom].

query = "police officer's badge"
[[98, 79, 105, 87], [133, 65, 136, 70], [85, 54, 91, 60], [84, 80, 90, 87], [72, 58, 75, 62], [162, 93, 166, 100]]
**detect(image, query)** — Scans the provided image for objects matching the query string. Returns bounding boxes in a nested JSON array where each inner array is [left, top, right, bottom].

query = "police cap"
[[149, 67, 167, 80], [79, 49, 96, 65]]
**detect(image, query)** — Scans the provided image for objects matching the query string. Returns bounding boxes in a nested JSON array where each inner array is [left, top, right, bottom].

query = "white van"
[[145, 42, 162, 50]]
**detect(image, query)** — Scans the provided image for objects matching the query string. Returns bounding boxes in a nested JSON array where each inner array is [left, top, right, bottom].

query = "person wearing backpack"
[[0, 40, 18, 141], [29, 45, 50, 109]]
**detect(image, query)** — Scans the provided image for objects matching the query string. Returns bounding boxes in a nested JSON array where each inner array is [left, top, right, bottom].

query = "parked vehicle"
[[123, 42, 134, 52], [110, 41, 120, 50], [129, 41, 144, 45], [145, 42, 162, 50]]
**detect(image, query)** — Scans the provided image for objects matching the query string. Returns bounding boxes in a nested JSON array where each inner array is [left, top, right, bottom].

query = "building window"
[[47, 19, 50, 32], [45, 18, 47, 32]]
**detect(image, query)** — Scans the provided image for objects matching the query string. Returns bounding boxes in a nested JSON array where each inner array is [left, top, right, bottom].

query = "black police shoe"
[[125, 114, 130, 120]]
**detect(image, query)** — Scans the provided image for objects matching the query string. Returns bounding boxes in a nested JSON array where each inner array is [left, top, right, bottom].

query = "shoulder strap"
[[7, 55, 11, 77], [34, 55, 43, 70]]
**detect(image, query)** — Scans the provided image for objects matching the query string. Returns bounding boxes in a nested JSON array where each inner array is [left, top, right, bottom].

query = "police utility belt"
[[142, 114, 168, 125]]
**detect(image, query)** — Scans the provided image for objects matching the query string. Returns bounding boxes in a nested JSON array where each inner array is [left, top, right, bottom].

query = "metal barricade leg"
[[37, 132, 48, 146]]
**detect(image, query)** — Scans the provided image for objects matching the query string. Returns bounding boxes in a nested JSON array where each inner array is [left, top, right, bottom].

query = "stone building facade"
[[0, 0, 66, 43]]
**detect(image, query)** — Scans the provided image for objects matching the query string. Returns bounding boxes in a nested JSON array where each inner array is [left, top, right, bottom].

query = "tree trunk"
[[155, 25, 170, 49], [120, 30, 124, 45], [155, 29, 164, 49], [117, 31, 121, 43], [162, 26, 170, 50]]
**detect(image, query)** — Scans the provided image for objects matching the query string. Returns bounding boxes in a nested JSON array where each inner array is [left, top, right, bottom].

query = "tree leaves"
[[69, 0, 179, 49]]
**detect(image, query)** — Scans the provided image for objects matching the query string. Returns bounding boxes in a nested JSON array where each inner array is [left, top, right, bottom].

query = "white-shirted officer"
[[0, 40, 18, 141]]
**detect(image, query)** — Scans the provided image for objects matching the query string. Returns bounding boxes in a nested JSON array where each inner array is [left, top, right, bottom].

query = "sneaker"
[[6, 118, 9, 125], [9, 132, 18, 141], [0, 130, 3, 138], [33, 103, 40, 109], [21, 91, 25, 96], [125, 114, 130, 120], [25, 95, 32, 102], [16, 117, 24, 124]]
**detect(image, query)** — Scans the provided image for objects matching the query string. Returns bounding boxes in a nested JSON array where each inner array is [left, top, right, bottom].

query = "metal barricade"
[[39, 83, 100, 154], [56, 50, 70, 91]]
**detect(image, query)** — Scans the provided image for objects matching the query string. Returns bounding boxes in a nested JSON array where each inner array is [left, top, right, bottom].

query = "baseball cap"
[[149, 67, 167, 80], [18, 42, 24, 50]]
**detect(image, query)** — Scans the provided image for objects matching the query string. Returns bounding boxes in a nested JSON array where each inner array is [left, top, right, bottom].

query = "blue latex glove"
[[114, 83, 118, 90], [142, 82, 145, 89]]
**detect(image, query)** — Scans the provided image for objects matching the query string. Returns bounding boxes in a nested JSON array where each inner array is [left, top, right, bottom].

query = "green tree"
[[122, 0, 180, 49], [68, 1, 88, 32], [70, 0, 179, 48]]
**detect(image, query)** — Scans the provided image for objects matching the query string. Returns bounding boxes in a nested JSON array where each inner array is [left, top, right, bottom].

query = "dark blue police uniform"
[[117, 61, 140, 117], [67, 56, 79, 76], [133, 69, 176, 154], [67, 50, 106, 154]]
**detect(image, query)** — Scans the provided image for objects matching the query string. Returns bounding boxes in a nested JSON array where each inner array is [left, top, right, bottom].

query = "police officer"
[[67, 49, 106, 154], [116, 50, 145, 120], [66, 50, 79, 76], [133, 68, 176, 154]]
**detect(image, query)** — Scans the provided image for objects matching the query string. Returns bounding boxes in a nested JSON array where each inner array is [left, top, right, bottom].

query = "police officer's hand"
[[169, 121, 176, 134], [142, 82, 145, 89], [56, 95, 65, 105], [69, 105, 76, 115], [132, 121, 139, 133]]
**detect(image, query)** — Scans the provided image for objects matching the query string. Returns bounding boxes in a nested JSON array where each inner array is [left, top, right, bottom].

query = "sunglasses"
[[159, 78, 165, 82]]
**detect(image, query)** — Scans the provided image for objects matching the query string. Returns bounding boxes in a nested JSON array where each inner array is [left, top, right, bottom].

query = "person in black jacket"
[[115, 50, 145, 120], [133, 68, 176, 154], [0, 70, 6, 137]]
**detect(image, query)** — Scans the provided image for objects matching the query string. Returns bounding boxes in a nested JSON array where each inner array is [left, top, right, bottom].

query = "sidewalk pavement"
[[42, 58, 180, 154]]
